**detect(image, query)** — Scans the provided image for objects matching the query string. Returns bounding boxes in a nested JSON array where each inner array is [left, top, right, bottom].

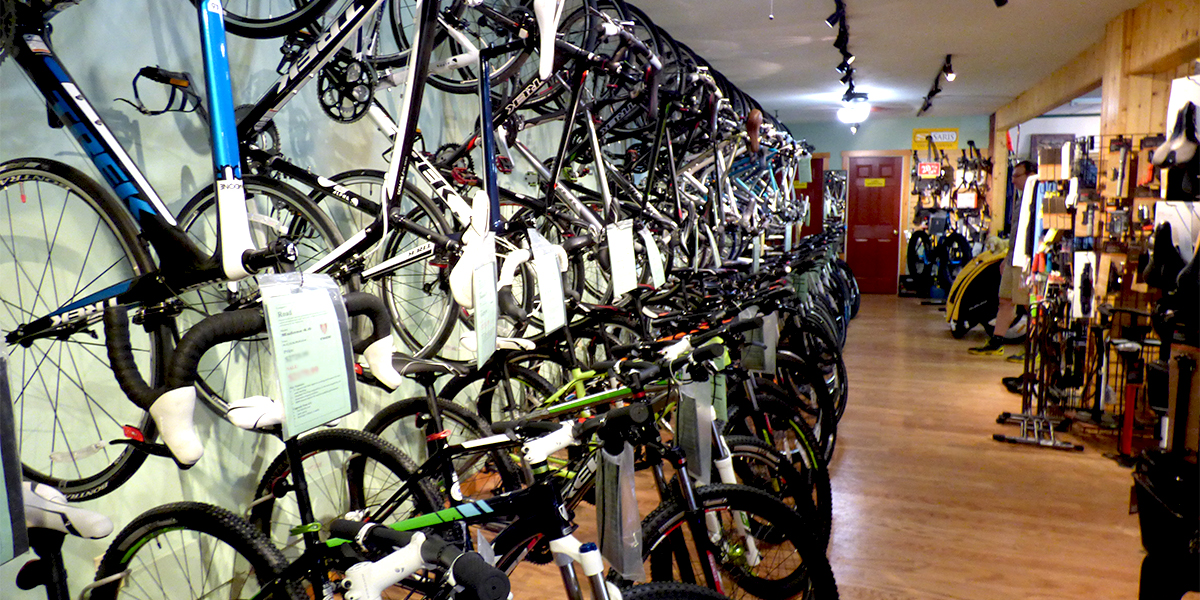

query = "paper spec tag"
[[762, 311, 779, 375], [261, 274, 357, 439], [784, 223, 793, 252], [638, 228, 666, 288], [607, 220, 638, 296], [472, 234, 498, 368], [752, 234, 762, 273], [528, 229, 566, 334]]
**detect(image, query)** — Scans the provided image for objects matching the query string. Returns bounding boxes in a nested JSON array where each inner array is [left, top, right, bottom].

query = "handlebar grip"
[[449, 551, 510, 600], [674, 343, 723, 370], [104, 306, 162, 409], [497, 285, 528, 324], [343, 291, 391, 354], [328, 519, 416, 549], [166, 309, 266, 389]]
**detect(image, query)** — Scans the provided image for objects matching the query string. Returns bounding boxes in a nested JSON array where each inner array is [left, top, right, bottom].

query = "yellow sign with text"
[[912, 128, 959, 151], [864, 178, 886, 187]]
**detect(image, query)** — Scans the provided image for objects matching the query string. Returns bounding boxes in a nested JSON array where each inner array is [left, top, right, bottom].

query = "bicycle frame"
[[4, 0, 271, 347]]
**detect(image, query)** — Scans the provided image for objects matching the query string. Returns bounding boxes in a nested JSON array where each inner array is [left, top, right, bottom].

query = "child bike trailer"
[[945, 247, 1006, 338]]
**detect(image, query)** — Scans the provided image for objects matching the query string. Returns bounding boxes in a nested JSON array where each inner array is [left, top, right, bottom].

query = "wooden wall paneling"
[[994, 43, 1104, 131], [1101, 13, 1135, 136], [1127, 0, 1200, 75]]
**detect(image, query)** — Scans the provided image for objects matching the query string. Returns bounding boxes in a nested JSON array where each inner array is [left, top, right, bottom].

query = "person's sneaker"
[[1002, 376, 1024, 394], [968, 338, 1005, 356], [1005, 352, 1026, 363]]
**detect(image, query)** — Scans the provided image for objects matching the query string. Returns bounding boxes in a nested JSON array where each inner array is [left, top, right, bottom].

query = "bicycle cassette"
[[317, 56, 376, 123]]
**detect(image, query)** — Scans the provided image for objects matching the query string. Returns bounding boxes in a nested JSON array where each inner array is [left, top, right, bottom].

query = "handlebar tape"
[[103, 306, 163, 411], [342, 291, 390, 354], [497, 285, 528, 324], [166, 309, 266, 389]]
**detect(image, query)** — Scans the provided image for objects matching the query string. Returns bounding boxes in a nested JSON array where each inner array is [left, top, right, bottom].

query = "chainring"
[[317, 55, 376, 123]]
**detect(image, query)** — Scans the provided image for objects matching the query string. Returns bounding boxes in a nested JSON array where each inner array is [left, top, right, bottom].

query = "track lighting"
[[994, 0, 1008, 6], [850, 124, 859, 135], [942, 54, 955, 81], [825, 7, 844, 27], [833, 26, 849, 50], [839, 69, 854, 85], [842, 50, 855, 65], [917, 53, 953, 116], [836, 59, 852, 74]]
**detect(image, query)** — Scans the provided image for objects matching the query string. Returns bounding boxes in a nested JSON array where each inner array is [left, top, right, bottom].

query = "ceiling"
[[634, 0, 1143, 125]]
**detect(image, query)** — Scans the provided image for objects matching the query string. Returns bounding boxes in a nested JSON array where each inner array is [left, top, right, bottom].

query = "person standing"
[[968, 160, 1036, 356]]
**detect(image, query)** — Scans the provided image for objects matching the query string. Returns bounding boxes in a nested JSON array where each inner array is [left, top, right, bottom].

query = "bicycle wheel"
[[637, 484, 838, 600], [623, 581, 732, 600], [248, 428, 442, 559], [723, 435, 831, 550], [906, 230, 933, 280], [200, 0, 336, 39], [0, 158, 165, 500], [91, 502, 303, 600], [439, 360, 556, 424], [723, 380, 831, 474], [176, 176, 345, 412], [760, 358, 838, 463], [362, 395, 526, 498], [782, 315, 848, 422], [937, 232, 972, 292]]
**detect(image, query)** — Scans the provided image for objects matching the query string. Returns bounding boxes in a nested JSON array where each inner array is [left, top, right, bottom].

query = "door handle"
[[893, 229, 898, 235], [854, 239, 869, 242]]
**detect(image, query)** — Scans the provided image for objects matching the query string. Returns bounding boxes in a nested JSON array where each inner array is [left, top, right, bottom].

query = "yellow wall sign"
[[912, 128, 959, 151], [864, 178, 886, 187], [794, 181, 807, 190]]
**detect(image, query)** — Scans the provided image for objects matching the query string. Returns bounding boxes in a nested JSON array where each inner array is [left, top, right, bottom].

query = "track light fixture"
[[942, 54, 955, 81], [917, 53, 954, 116], [839, 69, 854, 85], [825, 6, 844, 27], [994, 0, 1008, 6], [850, 124, 859, 135], [833, 26, 849, 50], [836, 58, 852, 74]]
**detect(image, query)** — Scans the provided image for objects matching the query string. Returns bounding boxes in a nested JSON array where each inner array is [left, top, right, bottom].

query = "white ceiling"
[[635, 0, 1143, 125]]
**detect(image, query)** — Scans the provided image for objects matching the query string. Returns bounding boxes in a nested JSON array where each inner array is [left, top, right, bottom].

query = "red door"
[[846, 156, 902, 294]]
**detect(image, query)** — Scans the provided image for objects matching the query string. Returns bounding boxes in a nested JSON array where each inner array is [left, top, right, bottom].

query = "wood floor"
[[510, 294, 1154, 599]]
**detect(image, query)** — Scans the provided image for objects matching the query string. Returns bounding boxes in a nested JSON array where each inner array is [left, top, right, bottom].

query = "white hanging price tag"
[[473, 233, 498, 367], [639, 228, 666, 288], [261, 273, 357, 439], [784, 223, 793, 251], [528, 228, 567, 334], [762, 311, 779, 375], [607, 220, 638, 296]]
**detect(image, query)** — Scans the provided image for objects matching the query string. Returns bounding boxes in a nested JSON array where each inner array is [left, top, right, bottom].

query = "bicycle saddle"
[[1152, 101, 1198, 167], [746, 109, 763, 154], [1141, 222, 1185, 292], [23, 482, 112, 539]]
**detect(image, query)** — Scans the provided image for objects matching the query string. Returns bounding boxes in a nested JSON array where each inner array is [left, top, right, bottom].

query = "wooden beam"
[[994, 43, 1104, 131], [1127, 0, 1200, 75]]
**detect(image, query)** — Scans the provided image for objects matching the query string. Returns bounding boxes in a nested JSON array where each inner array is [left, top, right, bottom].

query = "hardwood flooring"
[[508, 294, 1158, 599], [829, 295, 1147, 600]]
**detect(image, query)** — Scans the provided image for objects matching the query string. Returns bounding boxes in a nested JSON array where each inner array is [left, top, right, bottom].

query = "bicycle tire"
[[637, 483, 838, 600], [0, 157, 165, 501], [723, 435, 831, 550], [906, 230, 933, 280], [782, 315, 848, 422], [176, 176, 347, 413], [833, 260, 859, 320], [724, 378, 832, 473], [200, 0, 336, 39], [622, 581, 732, 600], [762, 357, 839, 462], [937, 232, 972, 292], [92, 501, 303, 600], [362, 395, 527, 498], [248, 428, 442, 559], [441, 361, 556, 424]]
